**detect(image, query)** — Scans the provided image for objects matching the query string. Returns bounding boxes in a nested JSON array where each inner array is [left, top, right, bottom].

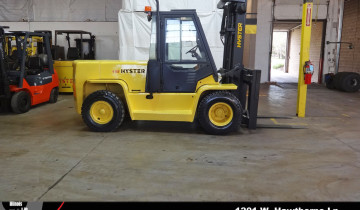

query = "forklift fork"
[[240, 69, 261, 129]]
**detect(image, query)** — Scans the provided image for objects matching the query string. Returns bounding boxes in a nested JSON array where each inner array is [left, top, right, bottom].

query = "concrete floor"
[[0, 84, 360, 201], [271, 68, 299, 83]]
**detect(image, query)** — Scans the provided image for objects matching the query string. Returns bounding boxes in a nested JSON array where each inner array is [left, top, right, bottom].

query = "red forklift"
[[0, 27, 59, 114]]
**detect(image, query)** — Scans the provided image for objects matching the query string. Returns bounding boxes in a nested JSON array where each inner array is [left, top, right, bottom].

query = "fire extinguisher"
[[304, 61, 314, 85]]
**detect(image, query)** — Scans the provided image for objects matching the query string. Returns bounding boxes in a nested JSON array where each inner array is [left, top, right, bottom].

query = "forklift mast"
[[218, 0, 261, 129], [0, 26, 10, 99], [219, 0, 247, 70]]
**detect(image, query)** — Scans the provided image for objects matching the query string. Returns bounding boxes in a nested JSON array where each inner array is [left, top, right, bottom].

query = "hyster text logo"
[[113, 69, 146, 74], [237, 23, 243, 48]]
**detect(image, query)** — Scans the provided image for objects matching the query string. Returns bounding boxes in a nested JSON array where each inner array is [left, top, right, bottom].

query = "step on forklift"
[[0, 27, 59, 114], [73, 0, 261, 135], [54, 30, 95, 93]]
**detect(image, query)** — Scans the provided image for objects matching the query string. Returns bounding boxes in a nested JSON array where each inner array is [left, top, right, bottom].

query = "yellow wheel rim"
[[208, 102, 233, 127], [90, 101, 114, 125]]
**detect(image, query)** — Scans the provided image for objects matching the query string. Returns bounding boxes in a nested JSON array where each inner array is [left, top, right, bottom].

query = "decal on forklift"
[[61, 78, 73, 88], [237, 23, 243, 48], [112, 69, 146, 74], [112, 65, 147, 76]]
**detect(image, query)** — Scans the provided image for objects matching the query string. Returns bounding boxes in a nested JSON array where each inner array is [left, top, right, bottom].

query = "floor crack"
[[335, 137, 360, 154], [36, 136, 107, 200]]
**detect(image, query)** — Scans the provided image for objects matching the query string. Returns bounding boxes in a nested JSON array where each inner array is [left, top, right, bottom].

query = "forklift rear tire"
[[49, 87, 59, 103], [198, 91, 242, 135], [11, 91, 31, 114], [82, 90, 125, 132]]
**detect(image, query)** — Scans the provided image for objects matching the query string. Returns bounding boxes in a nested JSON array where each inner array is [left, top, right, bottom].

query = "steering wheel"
[[185, 45, 199, 56], [186, 45, 203, 61]]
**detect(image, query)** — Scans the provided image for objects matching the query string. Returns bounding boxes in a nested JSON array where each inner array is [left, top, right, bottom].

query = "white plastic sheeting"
[[0, 0, 32, 21], [0, 0, 122, 22], [118, 0, 226, 69], [121, 0, 219, 12]]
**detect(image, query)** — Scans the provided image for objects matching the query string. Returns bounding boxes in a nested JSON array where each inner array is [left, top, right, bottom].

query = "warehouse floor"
[[0, 84, 359, 201]]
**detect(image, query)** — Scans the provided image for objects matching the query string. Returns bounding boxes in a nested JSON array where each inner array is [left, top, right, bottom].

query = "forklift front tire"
[[198, 91, 242, 135], [11, 91, 31, 114], [49, 87, 59, 103], [82, 90, 125, 132]]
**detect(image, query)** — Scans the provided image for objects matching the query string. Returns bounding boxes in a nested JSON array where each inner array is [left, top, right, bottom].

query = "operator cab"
[[144, 1, 261, 129], [146, 10, 218, 93]]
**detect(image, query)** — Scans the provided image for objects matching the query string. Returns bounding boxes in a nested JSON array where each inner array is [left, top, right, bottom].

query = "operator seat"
[[38, 54, 48, 67], [27, 54, 48, 72], [67, 47, 80, 60], [26, 57, 43, 75]]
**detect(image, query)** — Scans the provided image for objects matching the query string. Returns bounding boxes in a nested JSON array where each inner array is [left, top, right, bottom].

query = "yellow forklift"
[[73, 0, 261, 134], [4, 31, 50, 57], [53, 30, 95, 93]]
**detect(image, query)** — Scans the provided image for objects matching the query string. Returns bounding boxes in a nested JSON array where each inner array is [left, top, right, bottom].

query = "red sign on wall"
[[306, 4, 312, 26]]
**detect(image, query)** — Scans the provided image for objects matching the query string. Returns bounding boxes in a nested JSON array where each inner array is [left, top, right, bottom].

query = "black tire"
[[198, 91, 242, 135], [49, 87, 59, 103], [340, 72, 360, 92], [81, 90, 125, 132], [334, 72, 348, 90], [11, 91, 31, 114], [325, 74, 335, 89]]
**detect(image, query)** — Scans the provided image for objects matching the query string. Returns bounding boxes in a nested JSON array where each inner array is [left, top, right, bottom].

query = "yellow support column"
[[297, 0, 313, 118]]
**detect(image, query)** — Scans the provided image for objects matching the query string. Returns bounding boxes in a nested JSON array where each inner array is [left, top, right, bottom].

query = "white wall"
[[0, 22, 119, 60], [255, 0, 273, 82]]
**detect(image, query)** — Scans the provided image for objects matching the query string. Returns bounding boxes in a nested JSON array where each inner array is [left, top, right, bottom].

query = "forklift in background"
[[73, 0, 261, 135], [4, 30, 52, 57], [54, 30, 95, 93], [0, 26, 59, 114], [33, 30, 53, 55]]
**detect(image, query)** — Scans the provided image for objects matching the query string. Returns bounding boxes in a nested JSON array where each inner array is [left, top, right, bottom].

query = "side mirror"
[[147, 14, 152, 22]]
